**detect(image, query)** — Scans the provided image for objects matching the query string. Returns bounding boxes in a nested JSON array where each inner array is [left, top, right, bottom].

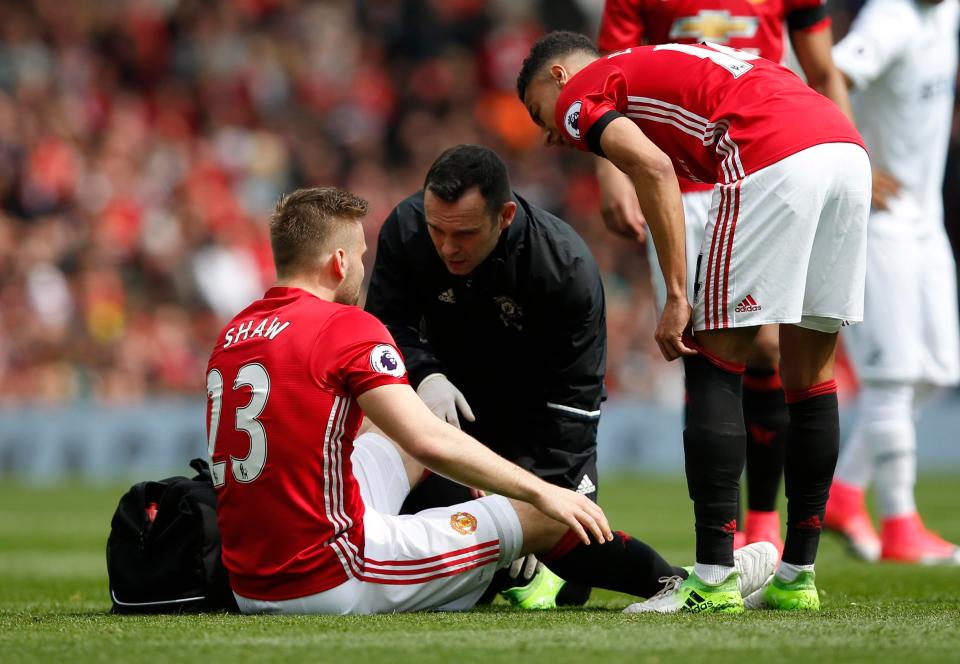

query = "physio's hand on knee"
[[416, 373, 476, 429], [533, 484, 613, 546]]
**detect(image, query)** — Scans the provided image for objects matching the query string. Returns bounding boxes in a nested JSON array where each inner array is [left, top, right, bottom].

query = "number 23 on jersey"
[[206, 363, 271, 487]]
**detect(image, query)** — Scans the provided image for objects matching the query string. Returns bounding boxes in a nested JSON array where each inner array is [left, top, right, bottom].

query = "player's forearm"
[[416, 419, 546, 504], [595, 154, 623, 181], [358, 384, 546, 504], [813, 68, 855, 123], [629, 164, 686, 300], [792, 28, 855, 123], [599, 118, 687, 300]]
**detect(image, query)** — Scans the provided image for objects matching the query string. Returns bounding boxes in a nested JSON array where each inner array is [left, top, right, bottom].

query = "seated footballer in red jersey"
[[205, 185, 778, 614], [517, 33, 870, 613], [594, 0, 855, 556]]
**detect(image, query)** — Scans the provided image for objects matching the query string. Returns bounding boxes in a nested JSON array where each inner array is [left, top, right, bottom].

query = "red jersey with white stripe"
[[556, 44, 863, 185], [598, 0, 831, 65], [598, 0, 832, 193], [205, 286, 409, 601]]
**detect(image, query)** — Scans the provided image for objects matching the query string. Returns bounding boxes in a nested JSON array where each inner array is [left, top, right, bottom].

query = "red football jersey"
[[556, 44, 863, 185], [205, 286, 409, 601], [598, 0, 832, 193], [598, 0, 831, 64]]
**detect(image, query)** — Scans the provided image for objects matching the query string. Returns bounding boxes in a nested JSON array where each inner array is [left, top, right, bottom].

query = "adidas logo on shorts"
[[735, 294, 762, 313]]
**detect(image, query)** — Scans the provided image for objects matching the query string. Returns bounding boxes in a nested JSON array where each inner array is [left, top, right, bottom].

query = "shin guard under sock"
[[743, 367, 788, 512], [782, 380, 840, 566], [542, 530, 686, 599], [683, 351, 746, 566]]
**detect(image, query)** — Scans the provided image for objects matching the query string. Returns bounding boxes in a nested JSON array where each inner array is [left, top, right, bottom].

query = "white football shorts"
[[843, 198, 960, 386], [234, 432, 523, 615], [690, 142, 871, 333], [649, 187, 713, 309]]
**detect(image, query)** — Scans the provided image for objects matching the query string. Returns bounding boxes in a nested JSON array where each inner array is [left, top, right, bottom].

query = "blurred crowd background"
[[1, 0, 958, 404]]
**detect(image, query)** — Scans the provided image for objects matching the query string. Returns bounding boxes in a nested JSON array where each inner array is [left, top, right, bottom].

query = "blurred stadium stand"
[[0, 0, 957, 479]]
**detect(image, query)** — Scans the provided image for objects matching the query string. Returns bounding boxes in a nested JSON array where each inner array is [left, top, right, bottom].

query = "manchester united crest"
[[494, 295, 524, 331], [450, 512, 478, 535]]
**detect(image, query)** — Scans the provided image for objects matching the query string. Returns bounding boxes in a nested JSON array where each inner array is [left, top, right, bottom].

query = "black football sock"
[[683, 348, 746, 567], [542, 530, 686, 599], [556, 581, 592, 606], [782, 380, 840, 566], [743, 366, 788, 513]]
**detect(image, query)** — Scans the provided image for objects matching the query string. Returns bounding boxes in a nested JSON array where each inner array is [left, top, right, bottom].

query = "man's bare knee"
[[508, 499, 569, 555], [778, 324, 838, 392], [361, 421, 425, 489], [694, 326, 761, 365], [745, 324, 780, 369]]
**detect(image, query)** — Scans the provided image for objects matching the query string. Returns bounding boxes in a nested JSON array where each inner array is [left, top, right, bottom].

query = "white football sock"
[[835, 424, 872, 489], [694, 563, 735, 585], [872, 421, 917, 518], [860, 382, 917, 518], [776, 561, 814, 583]]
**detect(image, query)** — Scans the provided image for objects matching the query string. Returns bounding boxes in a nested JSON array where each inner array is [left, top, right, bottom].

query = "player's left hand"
[[656, 296, 697, 361]]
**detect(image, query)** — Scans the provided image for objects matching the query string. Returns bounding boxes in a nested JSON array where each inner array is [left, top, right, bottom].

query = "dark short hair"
[[516, 31, 599, 101], [269, 187, 368, 278], [423, 145, 512, 219]]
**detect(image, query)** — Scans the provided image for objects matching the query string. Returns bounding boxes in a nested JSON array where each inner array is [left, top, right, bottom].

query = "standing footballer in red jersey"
[[518, 34, 869, 613], [596, 0, 854, 554], [205, 186, 776, 615]]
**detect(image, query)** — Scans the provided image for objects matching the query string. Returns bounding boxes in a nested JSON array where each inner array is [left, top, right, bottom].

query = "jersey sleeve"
[[784, 0, 831, 33], [832, 0, 917, 90], [315, 308, 410, 397], [597, 0, 644, 53], [555, 61, 628, 156]]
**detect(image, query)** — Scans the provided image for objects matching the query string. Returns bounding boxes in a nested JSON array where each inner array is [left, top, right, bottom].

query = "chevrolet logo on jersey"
[[669, 11, 759, 43]]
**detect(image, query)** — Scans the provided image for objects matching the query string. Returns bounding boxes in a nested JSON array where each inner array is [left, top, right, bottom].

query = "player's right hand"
[[597, 160, 647, 241], [871, 168, 900, 211], [533, 483, 613, 546], [655, 296, 697, 361], [416, 373, 476, 429]]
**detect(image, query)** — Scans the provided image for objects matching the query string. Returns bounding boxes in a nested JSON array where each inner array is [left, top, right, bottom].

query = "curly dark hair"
[[516, 31, 599, 101]]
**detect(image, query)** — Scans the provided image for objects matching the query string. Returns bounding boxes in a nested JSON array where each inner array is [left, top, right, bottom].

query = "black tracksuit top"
[[364, 190, 607, 490]]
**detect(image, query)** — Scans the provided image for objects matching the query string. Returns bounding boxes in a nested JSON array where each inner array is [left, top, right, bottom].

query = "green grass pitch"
[[2, 475, 959, 663]]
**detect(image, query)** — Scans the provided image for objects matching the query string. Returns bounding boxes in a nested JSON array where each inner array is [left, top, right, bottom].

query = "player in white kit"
[[824, 0, 960, 564]]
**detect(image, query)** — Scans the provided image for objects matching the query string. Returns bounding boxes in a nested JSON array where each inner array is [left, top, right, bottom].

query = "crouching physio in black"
[[366, 144, 638, 607]]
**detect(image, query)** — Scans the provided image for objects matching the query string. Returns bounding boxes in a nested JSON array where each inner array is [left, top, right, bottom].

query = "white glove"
[[508, 554, 543, 584], [416, 373, 476, 429]]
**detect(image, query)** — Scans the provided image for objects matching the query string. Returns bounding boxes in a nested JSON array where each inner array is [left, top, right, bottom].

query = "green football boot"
[[623, 571, 744, 614], [501, 566, 566, 610], [624, 541, 777, 614], [760, 571, 821, 611]]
